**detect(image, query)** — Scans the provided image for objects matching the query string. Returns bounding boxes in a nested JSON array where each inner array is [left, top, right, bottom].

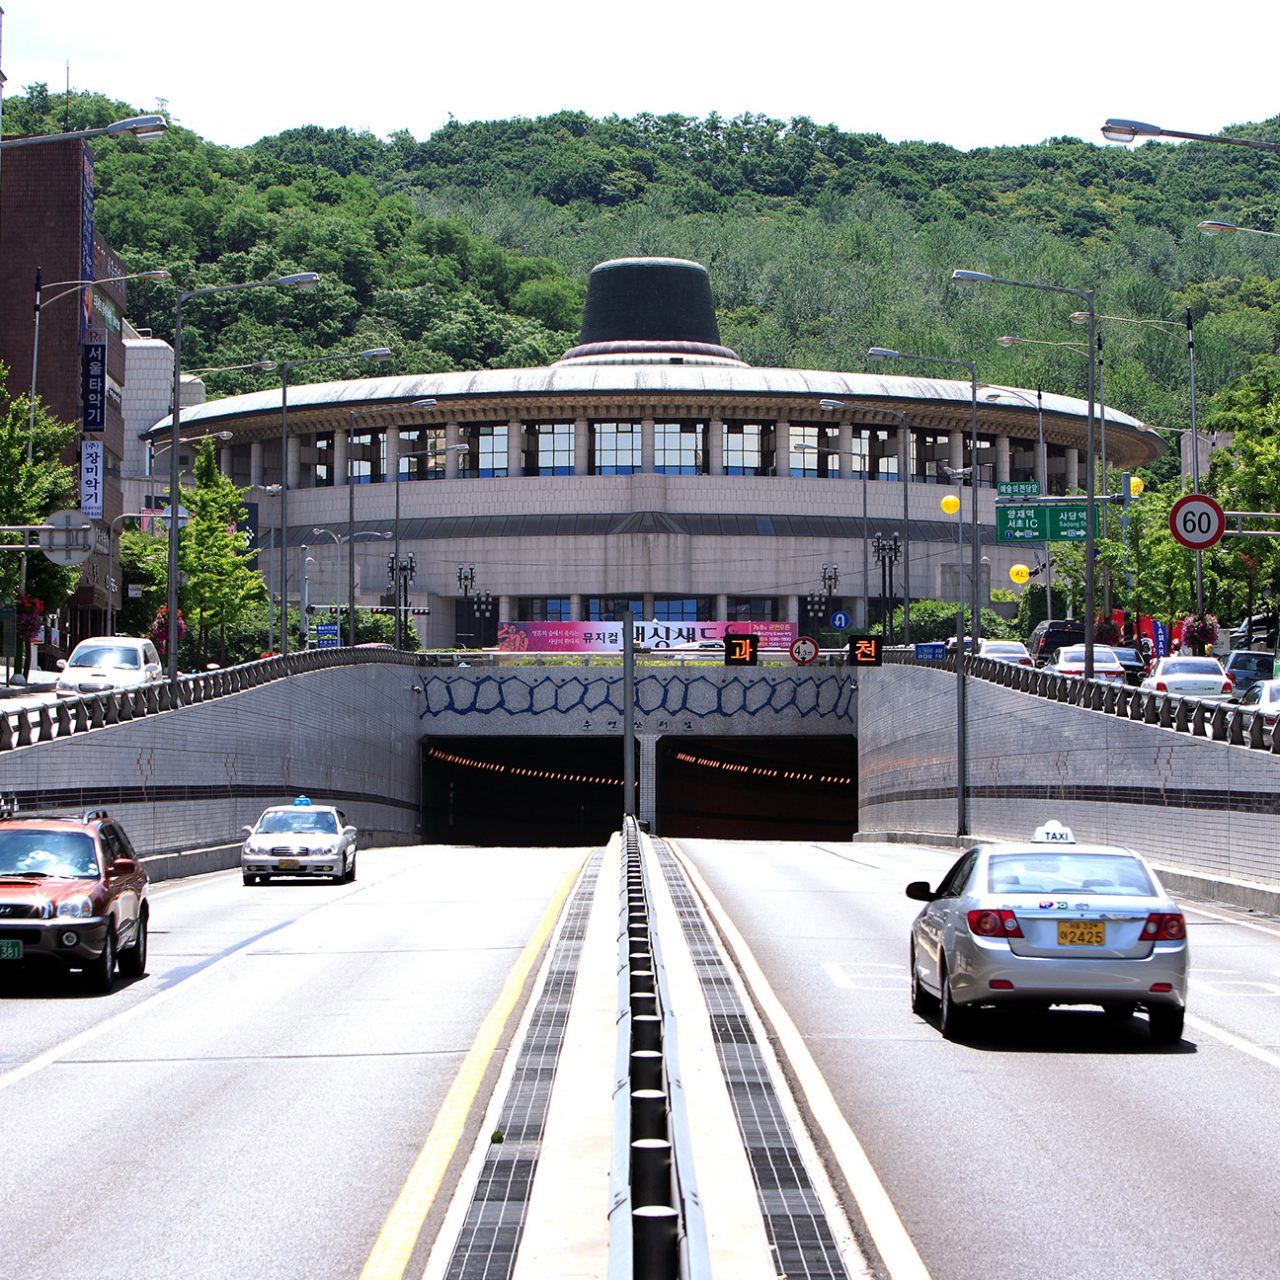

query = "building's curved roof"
[[147, 363, 1163, 466]]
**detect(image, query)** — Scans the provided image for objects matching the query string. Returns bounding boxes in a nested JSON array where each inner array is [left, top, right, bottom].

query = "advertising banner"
[[81, 342, 106, 431], [80, 439, 104, 519], [494, 620, 797, 653]]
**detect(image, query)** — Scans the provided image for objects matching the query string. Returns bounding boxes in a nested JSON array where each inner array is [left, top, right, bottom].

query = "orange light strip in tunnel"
[[673, 750, 853, 787], [425, 746, 620, 787]]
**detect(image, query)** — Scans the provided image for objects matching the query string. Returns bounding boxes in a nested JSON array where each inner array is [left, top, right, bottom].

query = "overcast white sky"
[[7, 1, 1280, 152]]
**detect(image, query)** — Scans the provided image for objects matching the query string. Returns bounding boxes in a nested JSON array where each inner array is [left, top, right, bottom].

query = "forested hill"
[[9, 86, 1280, 463]]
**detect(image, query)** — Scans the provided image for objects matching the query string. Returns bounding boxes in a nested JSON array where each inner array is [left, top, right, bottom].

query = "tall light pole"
[[1102, 119, 1280, 154], [812, 400, 913, 639], [168, 273, 320, 681], [1070, 307, 1204, 614], [941, 492, 967, 836], [249, 483, 282, 653], [105, 512, 142, 636], [982, 385, 1053, 620], [276, 346, 390, 657], [310, 525, 392, 646], [953, 269, 1098, 678], [868, 348, 982, 646]]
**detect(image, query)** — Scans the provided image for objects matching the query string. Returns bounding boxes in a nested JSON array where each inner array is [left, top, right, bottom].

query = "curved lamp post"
[[275, 346, 390, 658], [311, 524, 392, 646], [1102, 119, 1280, 154], [167, 273, 321, 681], [0, 114, 167, 151], [953, 269, 1098, 679], [868, 346, 981, 646]]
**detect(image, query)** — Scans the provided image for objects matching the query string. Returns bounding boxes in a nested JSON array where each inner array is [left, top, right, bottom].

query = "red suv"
[[0, 807, 149, 992]]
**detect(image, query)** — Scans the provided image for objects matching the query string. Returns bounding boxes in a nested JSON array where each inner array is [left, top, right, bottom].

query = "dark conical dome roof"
[[559, 257, 744, 366]]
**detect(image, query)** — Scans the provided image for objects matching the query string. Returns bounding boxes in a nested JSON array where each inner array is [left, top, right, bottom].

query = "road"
[[676, 837, 1280, 1280], [0, 843, 585, 1280]]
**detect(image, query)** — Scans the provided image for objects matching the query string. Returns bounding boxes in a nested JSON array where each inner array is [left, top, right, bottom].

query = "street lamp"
[[276, 345, 391, 657], [311, 523, 392, 647], [982, 385, 1053, 619], [105, 512, 143, 636], [868, 347, 982, 647], [0, 114, 168, 150], [952, 269, 1099, 678], [249, 484, 282, 653], [1069, 307, 1205, 614], [167, 272, 321, 681], [941, 491, 968, 836], [871, 532, 902, 643], [1101, 119, 1280, 154], [1197, 220, 1280, 240]]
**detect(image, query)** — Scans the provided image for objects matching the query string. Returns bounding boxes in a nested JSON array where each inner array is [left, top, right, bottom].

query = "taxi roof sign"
[[292, 795, 313, 806], [1031, 820, 1075, 844]]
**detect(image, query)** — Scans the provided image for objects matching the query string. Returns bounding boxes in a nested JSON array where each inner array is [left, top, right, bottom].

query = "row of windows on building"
[[210, 420, 1077, 493]]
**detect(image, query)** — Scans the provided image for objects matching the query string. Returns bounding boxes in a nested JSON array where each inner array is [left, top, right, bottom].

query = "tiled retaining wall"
[[858, 663, 1280, 883]]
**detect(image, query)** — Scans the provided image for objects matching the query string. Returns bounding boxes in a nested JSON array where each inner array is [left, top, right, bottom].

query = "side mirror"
[[109, 858, 138, 877], [905, 881, 935, 902], [343, 826, 357, 838], [241, 825, 254, 837], [56, 659, 68, 670]]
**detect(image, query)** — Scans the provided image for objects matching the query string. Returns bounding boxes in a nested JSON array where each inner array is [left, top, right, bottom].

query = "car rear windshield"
[[1164, 659, 1221, 674], [987, 853, 1155, 896], [1231, 654, 1274, 674], [68, 645, 142, 670], [0, 831, 99, 877], [256, 811, 339, 835], [984, 643, 1026, 654]]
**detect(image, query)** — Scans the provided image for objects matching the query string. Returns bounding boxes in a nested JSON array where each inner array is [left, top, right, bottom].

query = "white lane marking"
[[1182, 902, 1280, 938], [823, 961, 909, 991], [673, 845, 932, 1280], [1189, 968, 1280, 998], [1186, 1011, 1280, 1071]]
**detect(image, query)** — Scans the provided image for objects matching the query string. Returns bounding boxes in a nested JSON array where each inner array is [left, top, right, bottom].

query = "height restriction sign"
[[1169, 494, 1225, 550]]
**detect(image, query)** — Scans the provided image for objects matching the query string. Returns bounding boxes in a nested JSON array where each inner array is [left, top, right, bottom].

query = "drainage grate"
[[442, 850, 602, 1280], [652, 839, 851, 1280]]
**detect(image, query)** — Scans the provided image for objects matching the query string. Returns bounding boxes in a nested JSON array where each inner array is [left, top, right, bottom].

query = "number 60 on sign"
[[1169, 494, 1225, 550]]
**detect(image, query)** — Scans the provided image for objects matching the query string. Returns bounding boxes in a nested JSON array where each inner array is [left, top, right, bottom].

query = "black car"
[[1027, 620, 1086, 667], [1108, 646, 1149, 686]]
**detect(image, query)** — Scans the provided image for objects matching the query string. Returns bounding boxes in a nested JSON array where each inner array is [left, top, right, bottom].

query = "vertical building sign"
[[80, 148, 95, 338], [81, 342, 106, 430], [80, 439, 104, 519]]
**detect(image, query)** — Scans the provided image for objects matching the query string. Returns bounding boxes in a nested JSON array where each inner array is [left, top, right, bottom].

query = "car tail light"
[[1222, 679, 1234, 693], [967, 909, 1024, 938], [1019, 658, 1033, 667], [1141, 913, 1186, 941], [1149, 983, 1173, 993], [1155, 681, 1168, 692]]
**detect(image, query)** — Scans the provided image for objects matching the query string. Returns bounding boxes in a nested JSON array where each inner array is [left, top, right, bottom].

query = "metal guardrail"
[[0, 646, 415, 751], [885, 647, 1278, 753], [609, 817, 711, 1280]]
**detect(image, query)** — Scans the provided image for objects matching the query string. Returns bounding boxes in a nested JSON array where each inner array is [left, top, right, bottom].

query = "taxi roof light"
[[1031, 820, 1076, 845]]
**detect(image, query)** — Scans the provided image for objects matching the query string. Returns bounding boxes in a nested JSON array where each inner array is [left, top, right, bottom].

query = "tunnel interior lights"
[[425, 747, 619, 788], [672, 750, 852, 788]]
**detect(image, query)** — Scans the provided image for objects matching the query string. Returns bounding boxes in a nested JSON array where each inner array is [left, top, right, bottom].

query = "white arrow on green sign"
[[996, 503, 1097, 542]]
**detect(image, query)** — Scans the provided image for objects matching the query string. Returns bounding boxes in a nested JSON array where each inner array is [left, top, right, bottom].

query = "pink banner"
[[495, 621, 797, 653]]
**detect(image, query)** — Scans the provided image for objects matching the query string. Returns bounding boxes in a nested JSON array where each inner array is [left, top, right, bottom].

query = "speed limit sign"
[[790, 636, 819, 665], [1169, 494, 1225, 550]]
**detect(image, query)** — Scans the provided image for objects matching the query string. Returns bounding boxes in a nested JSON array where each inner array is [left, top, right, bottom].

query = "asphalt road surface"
[[0, 844, 585, 1280], [675, 837, 1280, 1280]]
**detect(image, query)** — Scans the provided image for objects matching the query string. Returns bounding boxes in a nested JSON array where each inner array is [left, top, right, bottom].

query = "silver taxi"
[[906, 822, 1188, 1044], [241, 798, 357, 885]]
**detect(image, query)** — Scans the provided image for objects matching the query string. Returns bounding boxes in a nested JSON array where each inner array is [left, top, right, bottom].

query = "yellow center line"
[[358, 857, 584, 1280]]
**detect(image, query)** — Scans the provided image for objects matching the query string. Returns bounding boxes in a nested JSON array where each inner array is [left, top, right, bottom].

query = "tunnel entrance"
[[420, 734, 857, 846], [657, 736, 857, 840], [422, 737, 632, 846]]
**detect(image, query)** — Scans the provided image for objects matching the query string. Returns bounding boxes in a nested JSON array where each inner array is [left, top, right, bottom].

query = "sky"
[[6, 1, 1280, 153]]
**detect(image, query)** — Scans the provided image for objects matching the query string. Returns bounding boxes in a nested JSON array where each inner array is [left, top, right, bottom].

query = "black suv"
[[1224, 650, 1277, 700], [1027, 620, 1086, 667]]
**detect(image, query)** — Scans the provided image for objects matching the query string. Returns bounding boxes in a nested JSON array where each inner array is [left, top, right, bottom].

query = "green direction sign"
[[997, 480, 1041, 498], [996, 502, 1097, 543]]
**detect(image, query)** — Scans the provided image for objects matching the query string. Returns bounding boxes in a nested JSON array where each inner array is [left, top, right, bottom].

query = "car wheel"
[[118, 909, 148, 979], [243, 873, 256, 886], [86, 926, 117, 994], [1103, 1002, 1135, 1023], [909, 943, 936, 1016], [939, 964, 971, 1042], [1148, 1005, 1185, 1046], [346, 853, 357, 884]]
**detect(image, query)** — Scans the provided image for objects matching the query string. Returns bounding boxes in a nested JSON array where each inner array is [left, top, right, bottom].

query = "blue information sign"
[[314, 622, 340, 650], [915, 642, 947, 662], [830, 610, 850, 631]]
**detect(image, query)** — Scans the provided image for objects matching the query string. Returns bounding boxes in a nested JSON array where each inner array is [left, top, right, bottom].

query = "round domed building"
[[139, 257, 1162, 648]]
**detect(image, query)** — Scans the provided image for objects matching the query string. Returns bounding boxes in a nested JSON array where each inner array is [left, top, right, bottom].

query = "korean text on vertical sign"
[[80, 439, 104, 519], [724, 634, 759, 666], [848, 635, 883, 666], [81, 342, 106, 431]]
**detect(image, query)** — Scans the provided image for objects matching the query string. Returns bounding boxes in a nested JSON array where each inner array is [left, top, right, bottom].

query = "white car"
[[1140, 656, 1234, 701], [240, 799, 358, 885], [1239, 679, 1280, 732], [55, 637, 163, 698], [977, 639, 1033, 667], [1045, 644, 1126, 683], [907, 821, 1188, 1044]]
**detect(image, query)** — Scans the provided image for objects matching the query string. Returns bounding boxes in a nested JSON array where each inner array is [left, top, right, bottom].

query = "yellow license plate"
[[1059, 921, 1105, 946], [278, 858, 299, 870]]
